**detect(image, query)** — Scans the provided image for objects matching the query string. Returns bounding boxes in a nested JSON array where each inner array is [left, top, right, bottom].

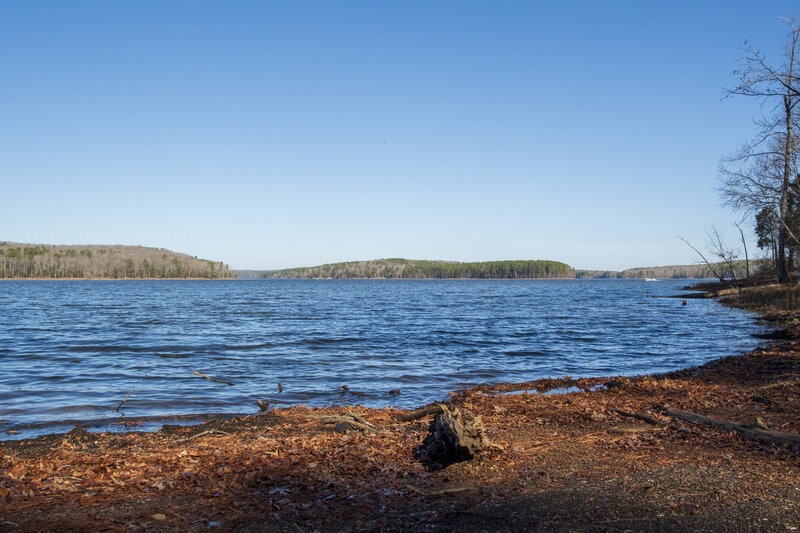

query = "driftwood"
[[662, 407, 800, 449], [397, 403, 446, 422], [115, 389, 133, 412], [415, 405, 490, 470], [614, 409, 666, 426], [403, 483, 474, 496], [307, 413, 379, 433], [191, 372, 234, 386], [750, 394, 776, 406], [755, 377, 798, 391]]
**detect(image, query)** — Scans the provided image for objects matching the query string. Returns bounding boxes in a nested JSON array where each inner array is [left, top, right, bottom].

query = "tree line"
[[0, 243, 234, 279], [244, 258, 765, 280], [577, 260, 769, 280], [253, 258, 575, 279], [247, 258, 575, 279]]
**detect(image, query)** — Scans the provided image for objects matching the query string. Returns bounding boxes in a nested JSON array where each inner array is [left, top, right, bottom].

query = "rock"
[[415, 405, 490, 470], [334, 422, 353, 433]]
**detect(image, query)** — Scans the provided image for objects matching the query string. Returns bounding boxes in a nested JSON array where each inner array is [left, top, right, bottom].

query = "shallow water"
[[0, 279, 762, 438]]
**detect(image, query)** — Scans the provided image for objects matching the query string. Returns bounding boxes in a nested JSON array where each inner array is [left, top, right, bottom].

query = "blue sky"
[[2, 1, 798, 270]]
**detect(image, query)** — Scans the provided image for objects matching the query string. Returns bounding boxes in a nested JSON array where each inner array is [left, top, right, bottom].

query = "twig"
[[187, 429, 230, 440], [403, 484, 474, 496], [116, 389, 133, 412], [677, 236, 725, 283], [191, 371, 234, 386], [307, 413, 380, 432], [397, 403, 446, 422], [614, 409, 666, 426]]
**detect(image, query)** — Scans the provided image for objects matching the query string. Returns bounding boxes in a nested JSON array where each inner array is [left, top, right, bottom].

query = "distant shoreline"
[[237, 257, 758, 280], [1, 276, 643, 281], [0, 277, 236, 281], [243, 276, 582, 280]]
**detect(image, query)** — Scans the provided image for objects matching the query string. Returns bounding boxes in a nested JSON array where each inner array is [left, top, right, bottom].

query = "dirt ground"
[[3, 285, 800, 531]]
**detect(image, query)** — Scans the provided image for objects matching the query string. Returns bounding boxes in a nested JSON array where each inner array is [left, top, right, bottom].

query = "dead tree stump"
[[415, 405, 489, 470]]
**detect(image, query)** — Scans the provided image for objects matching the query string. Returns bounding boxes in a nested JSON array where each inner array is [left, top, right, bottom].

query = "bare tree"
[[721, 16, 800, 282], [707, 225, 741, 281], [677, 236, 725, 283], [735, 221, 751, 278]]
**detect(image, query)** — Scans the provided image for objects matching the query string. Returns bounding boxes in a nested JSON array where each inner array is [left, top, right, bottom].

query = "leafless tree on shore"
[[721, 16, 800, 282]]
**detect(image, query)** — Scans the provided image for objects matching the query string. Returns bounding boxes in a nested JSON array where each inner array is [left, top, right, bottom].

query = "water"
[[0, 279, 762, 438]]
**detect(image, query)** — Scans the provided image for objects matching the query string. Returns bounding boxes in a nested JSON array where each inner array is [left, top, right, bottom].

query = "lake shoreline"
[[2, 277, 799, 531], [0, 277, 235, 281]]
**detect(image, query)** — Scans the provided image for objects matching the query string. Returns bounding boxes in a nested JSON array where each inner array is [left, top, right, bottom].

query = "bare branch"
[[677, 236, 724, 282]]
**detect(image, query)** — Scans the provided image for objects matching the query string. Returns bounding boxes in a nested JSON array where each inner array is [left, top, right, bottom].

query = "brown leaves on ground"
[[2, 344, 800, 531]]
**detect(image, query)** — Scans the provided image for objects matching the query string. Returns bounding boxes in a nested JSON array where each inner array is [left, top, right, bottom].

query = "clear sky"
[[2, 1, 798, 270]]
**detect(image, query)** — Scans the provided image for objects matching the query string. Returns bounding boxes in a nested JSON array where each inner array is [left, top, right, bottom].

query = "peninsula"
[[0, 242, 234, 279]]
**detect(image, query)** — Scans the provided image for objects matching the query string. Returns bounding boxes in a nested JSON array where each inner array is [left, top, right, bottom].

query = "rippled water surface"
[[0, 279, 762, 438]]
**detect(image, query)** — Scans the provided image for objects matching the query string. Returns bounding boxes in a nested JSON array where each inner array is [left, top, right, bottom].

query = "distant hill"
[[0, 242, 233, 279], [576, 259, 770, 279], [236, 258, 575, 279], [236, 258, 772, 280]]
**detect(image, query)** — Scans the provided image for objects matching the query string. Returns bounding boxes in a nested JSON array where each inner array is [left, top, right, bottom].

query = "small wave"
[[121, 319, 165, 326], [303, 337, 365, 346], [65, 342, 277, 354]]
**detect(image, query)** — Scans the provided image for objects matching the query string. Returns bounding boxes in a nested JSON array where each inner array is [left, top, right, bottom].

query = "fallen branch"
[[307, 413, 380, 432], [115, 389, 133, 412], [662, 408, 800, 449], [397, 403, 446, 422], [614, 409, 666, 426], [755, 377, 798, 391], [403, 483, 474, 496], [191, 372, 234, 386], [187, 429, 230, 441]]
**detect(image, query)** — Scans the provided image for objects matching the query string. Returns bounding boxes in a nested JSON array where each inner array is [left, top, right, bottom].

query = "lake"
[[0, 279, 761, 439]]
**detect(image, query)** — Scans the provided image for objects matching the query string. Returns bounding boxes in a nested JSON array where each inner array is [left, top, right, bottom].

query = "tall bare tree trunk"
[[779, 94, 792, 282], [735, 222, 750, 278]]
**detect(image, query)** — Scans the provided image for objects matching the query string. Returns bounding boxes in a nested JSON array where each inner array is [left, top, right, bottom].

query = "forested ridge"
[[577, 259, 769, 280], [244, 258, 574, 279], [0, 243, 233, 279], [237, 258, 767, 280]]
